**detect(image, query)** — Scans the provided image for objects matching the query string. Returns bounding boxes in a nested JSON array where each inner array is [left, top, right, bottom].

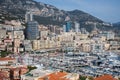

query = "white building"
[[91, 40, 104, 53], [25, 11, 33, 22], [99, 31, 115, 40], [14, 30, 25, 40], [23, 40, 33, 51], [21, 69, 53, 80], [74, 22, 80, 33]]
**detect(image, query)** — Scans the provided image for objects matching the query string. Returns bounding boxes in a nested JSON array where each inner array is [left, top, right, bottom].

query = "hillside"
[[0, 0, 113, 32]]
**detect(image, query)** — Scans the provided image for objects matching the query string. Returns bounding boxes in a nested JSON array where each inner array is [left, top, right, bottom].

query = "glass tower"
[[66, 21, 71, 32], [26, 21, 39, 40]]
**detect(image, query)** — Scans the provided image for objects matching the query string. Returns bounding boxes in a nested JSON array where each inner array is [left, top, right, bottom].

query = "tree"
[[27, 66, 37, 72], [88, 76, 94, 80], [0, 51, 13, 57], [79, 76, 86, 80]]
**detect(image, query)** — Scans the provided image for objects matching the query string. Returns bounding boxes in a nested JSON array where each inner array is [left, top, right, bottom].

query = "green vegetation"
[[34, 16, 64, 26], [88, 76, 94, 80], [79, 76, 86, 80], [0, 51, 13, 57], [27, 66, 37, 72]]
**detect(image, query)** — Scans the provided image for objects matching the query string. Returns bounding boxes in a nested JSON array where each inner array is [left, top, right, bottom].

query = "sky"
[[35, 0, 120, 23]]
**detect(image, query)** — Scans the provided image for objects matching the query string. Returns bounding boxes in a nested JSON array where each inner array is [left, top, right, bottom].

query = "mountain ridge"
[[0, 0, 114, 32]]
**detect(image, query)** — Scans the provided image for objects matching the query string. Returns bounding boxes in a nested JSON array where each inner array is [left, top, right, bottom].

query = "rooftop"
[[94, 74, 117, 80], [0, 57, 15, 61], [39, 71, 68, 80]]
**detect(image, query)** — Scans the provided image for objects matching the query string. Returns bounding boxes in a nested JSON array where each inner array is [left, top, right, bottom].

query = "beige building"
[[29, 30, 114, 52], [39, 40, 45, 49], [5, 20, 21, 26], [80, 43, 91, 52], [75, 34, 89, 40], [40, 30, 49, 40], [7, 31, 13, 40], [14, 30, 24, 40], [61, 41, 75, 51], [14, 39, 20, 47], [14, 38, 21, 53], [32, 40, 40, 50], [0, 44, 6, 51], [104, 43, 110, 50], [32, 38, 59, 50], [60, 32, 75, 41], [78, 39, 94, 45], [0, 29, 6, 39]]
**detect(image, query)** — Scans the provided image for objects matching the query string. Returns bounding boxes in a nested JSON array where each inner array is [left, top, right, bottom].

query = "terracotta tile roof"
[[19, 67, 28, 69], [4, 38, 12, 40], [39, 72, 69, 80], [0, 57, 15, 61], [0, 71, 10, 79], [10, 68, 20, 71], [94, 74, 117, 80], [10, 67, 28, 72]]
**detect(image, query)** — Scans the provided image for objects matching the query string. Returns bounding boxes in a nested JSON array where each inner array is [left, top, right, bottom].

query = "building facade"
[[66, 22, 71, 32], [26, 21, 39, 40]]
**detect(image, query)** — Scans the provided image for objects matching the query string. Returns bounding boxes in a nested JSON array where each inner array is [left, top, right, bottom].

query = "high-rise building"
[[64, 16, 71, 32], [66, 21, 71, 32], [26, 21, 39, 40], [25, 11, 33, 22], [74, 22, 80, 33], [81, 28, 89, 34], [25, 10, 39, 40], [63, 25, 66, 32]]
